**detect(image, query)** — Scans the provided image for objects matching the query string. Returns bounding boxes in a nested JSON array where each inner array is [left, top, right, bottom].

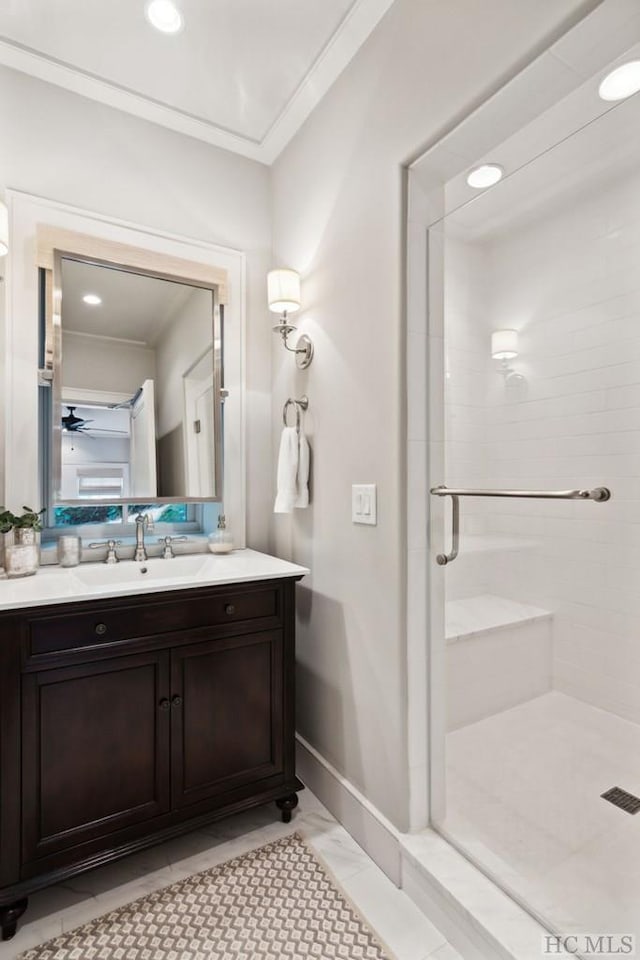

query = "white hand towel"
[[274, 427, 299, 513], [295, 431, 309, 508]]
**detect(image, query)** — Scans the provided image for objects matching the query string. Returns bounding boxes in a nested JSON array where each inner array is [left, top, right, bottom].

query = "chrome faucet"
[[134, 513, 151, 562]]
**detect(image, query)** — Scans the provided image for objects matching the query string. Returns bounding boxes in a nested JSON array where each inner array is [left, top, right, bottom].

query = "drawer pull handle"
[[225, 604, 236, 615], [95, 623, 108, 636], [159, 698, 171, 711], [172, 695, 183, 707]]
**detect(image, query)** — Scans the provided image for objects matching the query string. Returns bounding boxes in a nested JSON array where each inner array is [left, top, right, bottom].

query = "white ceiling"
[[443, 42, 640, 242], [0, 0, 396, 163], [60, 258, 206, 345]]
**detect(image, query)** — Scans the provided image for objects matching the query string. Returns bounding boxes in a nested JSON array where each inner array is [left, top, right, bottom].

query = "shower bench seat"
[[445, 594, 553, 731]]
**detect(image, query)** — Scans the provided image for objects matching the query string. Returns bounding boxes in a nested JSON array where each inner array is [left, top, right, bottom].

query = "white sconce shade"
[[268, 267, 313, 368], [0, 201, 8, 257], [491, 329, 518, 359], [267, 268, 301, 314]]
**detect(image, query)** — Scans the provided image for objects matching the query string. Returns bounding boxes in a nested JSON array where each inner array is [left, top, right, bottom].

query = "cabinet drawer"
[[27, 586, 281, 658]]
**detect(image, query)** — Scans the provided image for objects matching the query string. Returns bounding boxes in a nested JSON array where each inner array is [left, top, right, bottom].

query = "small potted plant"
[[12, 506, 45, 546], [1, 506, 45, 578]]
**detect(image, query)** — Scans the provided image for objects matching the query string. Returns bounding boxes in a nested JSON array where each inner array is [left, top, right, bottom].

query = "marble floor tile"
[[3, 789, 459, 960], [427, 945, 464, 960], [340, 865, 448, 960]]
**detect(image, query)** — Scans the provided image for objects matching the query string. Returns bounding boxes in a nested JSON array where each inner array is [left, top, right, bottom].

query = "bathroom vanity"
[[0, 550, 308, 940]]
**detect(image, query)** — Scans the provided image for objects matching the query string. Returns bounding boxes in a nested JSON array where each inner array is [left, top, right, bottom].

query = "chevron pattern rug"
[[19, 833, 393, 959]]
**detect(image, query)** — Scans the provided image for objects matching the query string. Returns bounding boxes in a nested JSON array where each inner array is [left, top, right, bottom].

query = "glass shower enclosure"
[[425, 44, 640, 946]]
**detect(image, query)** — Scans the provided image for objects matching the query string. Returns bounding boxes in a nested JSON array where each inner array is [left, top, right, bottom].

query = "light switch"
[[352, 484, 377, 525]]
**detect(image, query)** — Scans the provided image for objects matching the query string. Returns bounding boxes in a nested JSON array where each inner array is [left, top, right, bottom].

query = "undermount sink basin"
[[72, 554, 210, 588]]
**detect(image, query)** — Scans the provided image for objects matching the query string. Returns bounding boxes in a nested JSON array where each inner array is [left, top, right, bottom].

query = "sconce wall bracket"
[[273, 316, 314, 369]]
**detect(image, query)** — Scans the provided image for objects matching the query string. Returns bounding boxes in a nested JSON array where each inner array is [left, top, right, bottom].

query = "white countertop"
[[0, 549, 309, 612]]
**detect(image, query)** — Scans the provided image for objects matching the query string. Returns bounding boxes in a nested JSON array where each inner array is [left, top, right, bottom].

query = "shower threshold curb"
[[401, 830, 574, 960]]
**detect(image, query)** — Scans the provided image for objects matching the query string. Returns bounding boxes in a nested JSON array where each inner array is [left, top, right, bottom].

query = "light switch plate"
[[352, 484, 377, 525]]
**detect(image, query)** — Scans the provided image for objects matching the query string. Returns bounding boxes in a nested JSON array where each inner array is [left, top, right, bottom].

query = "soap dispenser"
[[208, 514, 233, 554]]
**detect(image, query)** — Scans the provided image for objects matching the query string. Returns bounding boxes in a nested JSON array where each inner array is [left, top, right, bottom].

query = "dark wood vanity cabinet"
[[0, 576, 303, 940]]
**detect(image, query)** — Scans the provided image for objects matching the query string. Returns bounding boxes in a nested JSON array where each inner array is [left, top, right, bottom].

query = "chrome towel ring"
[[282, 396, 309, 431]]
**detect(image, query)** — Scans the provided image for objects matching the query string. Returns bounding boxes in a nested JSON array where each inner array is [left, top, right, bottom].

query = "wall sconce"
[[491, 329, 519, 380], [268, 268, 314, 369], [0, 201, 8, 257]]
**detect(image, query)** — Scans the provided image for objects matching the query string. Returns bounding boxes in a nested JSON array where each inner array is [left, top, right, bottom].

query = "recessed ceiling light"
[[598, 61, 640, 102], [466, 164, 504, 189], [145, 0, 183, 34], [82, 293, 102, 306]]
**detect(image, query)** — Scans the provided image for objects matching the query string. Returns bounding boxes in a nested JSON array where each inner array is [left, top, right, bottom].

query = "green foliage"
[[0, 507, 14, 535], [14, 506, 46, 531], [0, 506, 46, 533]]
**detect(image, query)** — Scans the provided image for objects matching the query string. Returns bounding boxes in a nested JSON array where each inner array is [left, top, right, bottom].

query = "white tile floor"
[[442, 690, 640, 940], [5, 789, 461, 960]]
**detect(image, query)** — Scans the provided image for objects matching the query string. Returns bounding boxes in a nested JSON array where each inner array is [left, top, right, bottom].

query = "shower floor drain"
[[601, 786, 640, 814]]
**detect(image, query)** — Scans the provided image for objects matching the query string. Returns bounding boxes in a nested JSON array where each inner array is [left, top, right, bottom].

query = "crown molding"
[[0, 0, 396, 166]]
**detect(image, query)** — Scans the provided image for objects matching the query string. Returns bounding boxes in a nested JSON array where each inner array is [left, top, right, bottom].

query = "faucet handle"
[[88, 539, 121, 564], [157, 535, 187, 559]]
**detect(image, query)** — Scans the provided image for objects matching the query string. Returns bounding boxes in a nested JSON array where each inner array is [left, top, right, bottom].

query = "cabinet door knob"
[[172, 695, 182, 707], [95, 623, 108, 636], [225, 604, 235, 615], [159, 698, 170, 711]]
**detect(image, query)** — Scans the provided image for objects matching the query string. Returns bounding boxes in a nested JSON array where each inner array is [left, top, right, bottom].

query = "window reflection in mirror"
[[53, 256, 222, 506]]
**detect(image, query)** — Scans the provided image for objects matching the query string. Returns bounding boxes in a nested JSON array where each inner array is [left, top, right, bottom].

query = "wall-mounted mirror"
[[47, 253, 223, 507]]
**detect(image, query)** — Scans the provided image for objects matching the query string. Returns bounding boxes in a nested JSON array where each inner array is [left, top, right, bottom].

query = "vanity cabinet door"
[[170, 630, 284, 810], [22, 650, 171, 866]]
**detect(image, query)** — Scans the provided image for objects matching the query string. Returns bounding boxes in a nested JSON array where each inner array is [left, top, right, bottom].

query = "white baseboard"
[[295, 735, 402, 885], [296, 734, 567, 960]]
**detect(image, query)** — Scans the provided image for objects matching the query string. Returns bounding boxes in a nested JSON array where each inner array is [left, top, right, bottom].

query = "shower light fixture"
[[467, 164, 503, 189], [492, 329, 519, 380], [268, 268, 314, 369], [145, 0, 183, 33], [599, 61, 640, 101], [82, 293, 102, 306]]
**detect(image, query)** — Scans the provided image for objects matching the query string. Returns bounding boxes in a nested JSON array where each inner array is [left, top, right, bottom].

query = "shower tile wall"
[[443, 236, 491, 603], [444, 167, 640, 725]]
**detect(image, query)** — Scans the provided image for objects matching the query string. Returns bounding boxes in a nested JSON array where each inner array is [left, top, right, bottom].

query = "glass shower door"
[[429, 73, 640, 946]]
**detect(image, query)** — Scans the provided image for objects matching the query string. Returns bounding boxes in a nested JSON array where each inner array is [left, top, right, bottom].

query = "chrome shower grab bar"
[[430, 485, 611, 501], [430, 484, 611, 565]]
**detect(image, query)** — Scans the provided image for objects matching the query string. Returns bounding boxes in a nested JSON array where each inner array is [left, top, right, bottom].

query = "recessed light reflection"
[[145, 0, 183, 34], [82, 293, 102, 306], [599, 61, 640, 102], [466, 164, 503, 189]]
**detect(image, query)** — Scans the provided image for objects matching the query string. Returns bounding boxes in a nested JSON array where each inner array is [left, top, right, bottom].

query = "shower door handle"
[[435, 493, 460, 566], [430, 484, 611, 565]]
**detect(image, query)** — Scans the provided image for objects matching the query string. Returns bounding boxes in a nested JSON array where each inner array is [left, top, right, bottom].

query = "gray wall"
[[0, 65, 272, 547], [0, 0, 600, 832], [270, 0, 598, 829]]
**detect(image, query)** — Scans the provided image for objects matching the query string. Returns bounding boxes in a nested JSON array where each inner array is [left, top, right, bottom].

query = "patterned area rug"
[[19, 833, 393, 959]]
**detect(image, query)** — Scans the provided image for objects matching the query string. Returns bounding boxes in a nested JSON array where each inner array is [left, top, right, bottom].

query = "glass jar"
[[208, 515, 233, 554], [4, 543, 39, 578], [57, 535, 82, 567], [14, 527, 41, 562]]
